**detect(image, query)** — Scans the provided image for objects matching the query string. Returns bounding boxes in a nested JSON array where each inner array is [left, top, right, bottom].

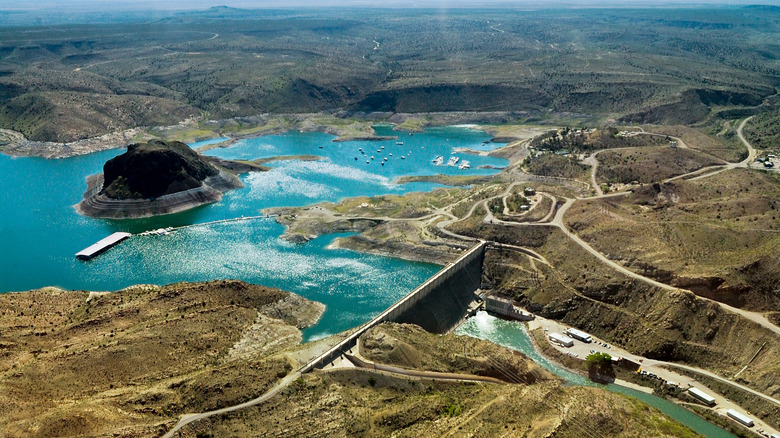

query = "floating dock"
[[76, 232, 132, 260]]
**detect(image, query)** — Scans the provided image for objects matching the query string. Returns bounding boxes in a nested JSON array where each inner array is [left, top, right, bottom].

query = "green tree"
[[585, 352, 613, 375]]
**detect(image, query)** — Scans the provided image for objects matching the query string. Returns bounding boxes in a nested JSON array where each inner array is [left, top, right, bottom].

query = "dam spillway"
[[303, 241, 487, 372]]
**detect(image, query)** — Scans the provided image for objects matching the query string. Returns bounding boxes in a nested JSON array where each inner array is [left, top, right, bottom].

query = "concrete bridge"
[[302, 240, 487, 372]]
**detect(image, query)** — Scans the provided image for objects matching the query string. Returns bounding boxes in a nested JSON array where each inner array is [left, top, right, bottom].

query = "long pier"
[[301, 240, 487, 373], [76, 214, 279, 261]]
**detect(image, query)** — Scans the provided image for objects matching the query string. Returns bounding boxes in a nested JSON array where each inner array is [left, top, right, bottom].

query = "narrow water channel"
[[455, 311, 735, 437]]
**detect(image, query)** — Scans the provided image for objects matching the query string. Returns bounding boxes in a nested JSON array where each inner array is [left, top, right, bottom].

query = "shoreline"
[[0, 111, 548, 160], [326, 235, 456, 266]]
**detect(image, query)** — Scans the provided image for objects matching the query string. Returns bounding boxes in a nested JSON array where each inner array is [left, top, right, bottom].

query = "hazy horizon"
[[4, 0, 780, 12]]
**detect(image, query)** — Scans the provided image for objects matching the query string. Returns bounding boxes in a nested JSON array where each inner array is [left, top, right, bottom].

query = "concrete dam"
[[303, 241, 486, 372]]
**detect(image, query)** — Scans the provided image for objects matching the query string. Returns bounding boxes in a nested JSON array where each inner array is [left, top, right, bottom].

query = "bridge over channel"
[[302, 240, 487, 372]]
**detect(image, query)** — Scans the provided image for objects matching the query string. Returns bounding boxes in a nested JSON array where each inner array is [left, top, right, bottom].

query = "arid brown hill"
[[76, 140, 250, 218], [102, 140, 218, 199]]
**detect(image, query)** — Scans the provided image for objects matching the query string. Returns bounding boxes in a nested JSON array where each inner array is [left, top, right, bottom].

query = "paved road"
[[647, 359, 780, 408], [344, 352, 506, 385], [686, 116, 757, 181], [736, 116, 758, 165], [582, 154, 603, 196], [554, 198, 780, 336]]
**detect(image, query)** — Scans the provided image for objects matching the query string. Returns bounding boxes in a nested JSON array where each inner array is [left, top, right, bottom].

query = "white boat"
[[447, 156, 460, 166], [396, 142, 403, 145], [381, 146, 385, 149], [384, 157, 388, 161], [433, 156, 444, 166], [459, 161, 471, 169], [401, 156, 406, 159], [371, 156, 375, 160], [389, 153, 392, 156]]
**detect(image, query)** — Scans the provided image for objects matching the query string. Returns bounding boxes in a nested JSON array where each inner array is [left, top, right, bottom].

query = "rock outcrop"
[[76, 140, 247, 218]]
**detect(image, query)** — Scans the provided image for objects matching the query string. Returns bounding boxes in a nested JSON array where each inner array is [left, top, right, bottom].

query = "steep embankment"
[[76, 140, 247, 219], [0, 280, 324, 438], [451, 216, 779, 400]]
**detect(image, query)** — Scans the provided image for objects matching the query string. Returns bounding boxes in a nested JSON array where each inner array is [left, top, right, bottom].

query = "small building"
[[485, 296, 534, 321], [524, 187, 536, 196], [669, 140, 678, 148], [565, 328, 592, 343], [549, 333, 575, 348], [727, 409, 754, 427], [765, 161, 775, 168], [688, 387, 716, 406]]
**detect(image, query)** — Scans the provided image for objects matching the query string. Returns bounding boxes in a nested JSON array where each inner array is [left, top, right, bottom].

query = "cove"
[[456, 311, 736, 438], [0, 126, 506, 340]]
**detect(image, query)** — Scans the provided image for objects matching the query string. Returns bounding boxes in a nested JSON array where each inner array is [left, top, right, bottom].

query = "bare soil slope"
[[566, 168, 780, 311], [0, 280, 324, 438]]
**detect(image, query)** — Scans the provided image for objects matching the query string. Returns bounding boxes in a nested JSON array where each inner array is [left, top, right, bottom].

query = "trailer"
[[565, 328, 592, 343], [688, 387, 716, 407], [727, 409, 754, 427], [549, 333, 575, 348]]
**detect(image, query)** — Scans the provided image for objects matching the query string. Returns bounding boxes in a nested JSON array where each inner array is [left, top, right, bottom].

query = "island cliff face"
[[76, 140, 244, 219]]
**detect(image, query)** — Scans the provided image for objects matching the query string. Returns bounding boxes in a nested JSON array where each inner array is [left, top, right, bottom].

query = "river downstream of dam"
[[0, 125, 506, 339], [457, 312, 736, 438]]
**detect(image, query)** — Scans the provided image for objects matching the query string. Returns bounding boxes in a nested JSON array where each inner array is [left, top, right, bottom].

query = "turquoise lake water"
[[456, 312, 735, 438], [0, 126, 506, 339]]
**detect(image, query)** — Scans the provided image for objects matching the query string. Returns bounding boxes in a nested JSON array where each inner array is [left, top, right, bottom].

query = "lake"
[[0, 125, 506, 339]]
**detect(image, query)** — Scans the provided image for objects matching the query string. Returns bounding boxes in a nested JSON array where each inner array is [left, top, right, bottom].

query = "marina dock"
[[75, 232, 132, 260]]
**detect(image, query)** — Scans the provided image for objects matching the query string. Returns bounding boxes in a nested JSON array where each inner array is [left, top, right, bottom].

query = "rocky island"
[[76, 140, 257, 219]]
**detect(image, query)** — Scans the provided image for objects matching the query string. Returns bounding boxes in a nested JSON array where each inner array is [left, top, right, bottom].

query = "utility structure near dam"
[[303, 240, 487, 372]]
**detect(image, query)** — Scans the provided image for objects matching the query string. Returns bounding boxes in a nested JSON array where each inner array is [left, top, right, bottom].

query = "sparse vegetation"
[[0, 280, 324, 437], [2, 7, 779, 143]]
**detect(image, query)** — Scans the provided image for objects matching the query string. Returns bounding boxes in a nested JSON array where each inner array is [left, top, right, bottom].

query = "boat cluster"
[[355, 145, 409, 165], [140, 227, 174, 236], [432, 155, 470, 169]]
